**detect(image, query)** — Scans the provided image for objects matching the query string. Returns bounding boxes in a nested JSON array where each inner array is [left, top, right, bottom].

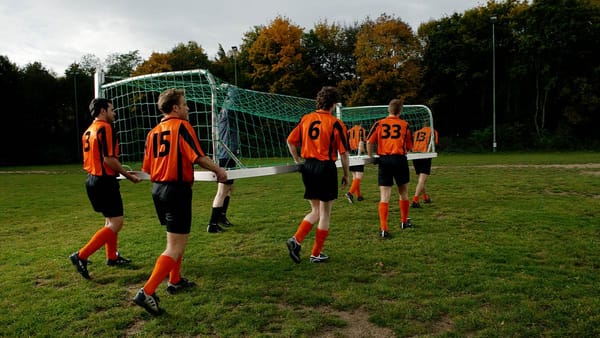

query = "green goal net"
[[99, 69, 436, 180]]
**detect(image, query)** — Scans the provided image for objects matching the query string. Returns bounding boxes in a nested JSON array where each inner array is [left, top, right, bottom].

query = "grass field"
[[1, 152, 599, 337]]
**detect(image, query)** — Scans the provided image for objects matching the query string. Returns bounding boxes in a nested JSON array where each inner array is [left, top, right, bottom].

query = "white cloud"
[[0, 0, 483, 75]]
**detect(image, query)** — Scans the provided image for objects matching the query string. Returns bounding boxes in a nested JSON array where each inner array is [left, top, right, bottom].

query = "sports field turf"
[[1, 152, 599, 337]]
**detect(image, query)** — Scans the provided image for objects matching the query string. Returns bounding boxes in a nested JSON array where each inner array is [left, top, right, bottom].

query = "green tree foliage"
[[303, 20, 359, 85], [169, 41, 211, 71], [104, 50, 142, 81], [75, 54, 102, 77], [21, 62, 75, 163], [419, 0, 530, 146], [513, 0, 600, 145], [351, 14, 422, 106], [303, 20, 360, 103], [209, 44, 247, 88], [0, 56, 22, 164], [419, 0, 599, 150]]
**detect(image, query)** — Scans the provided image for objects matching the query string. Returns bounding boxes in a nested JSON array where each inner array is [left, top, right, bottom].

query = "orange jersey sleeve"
[[366, 116, 412, 156], [142, 117, 205, 183], [82, 120, 119, 176], [287, 110, 349, 161], [348, 125, 366, 151], [412, 127, 438, 152]]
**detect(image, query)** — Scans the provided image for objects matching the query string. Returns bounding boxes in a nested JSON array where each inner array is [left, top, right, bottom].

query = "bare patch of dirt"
[[124, 318, 146, 337], [427, 313, 455, 336], [315, 307, 395, 338]]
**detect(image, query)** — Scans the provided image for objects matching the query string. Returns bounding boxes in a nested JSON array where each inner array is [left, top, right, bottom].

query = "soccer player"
[[411, 122, 438, 208], [344, 124, 366, 203], [69, 98, 141, 280], [286, 86, 350, 263], [208, 88, 240, 233], [366, 98, 413, 239], [133, 88, 227, 316]]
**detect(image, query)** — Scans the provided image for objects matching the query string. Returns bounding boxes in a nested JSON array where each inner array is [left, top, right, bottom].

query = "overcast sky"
[[0, 0, 483, 75]]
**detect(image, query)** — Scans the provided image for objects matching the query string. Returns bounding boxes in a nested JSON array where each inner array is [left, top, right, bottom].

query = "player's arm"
[[104, 156, 141, 183], [287, 141, 302, 164], [195, 156, 227, 183], [340, 151, 350, 187]]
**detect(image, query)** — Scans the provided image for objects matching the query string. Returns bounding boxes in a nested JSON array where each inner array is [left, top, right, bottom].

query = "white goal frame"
[[101, 69, 437, 182]]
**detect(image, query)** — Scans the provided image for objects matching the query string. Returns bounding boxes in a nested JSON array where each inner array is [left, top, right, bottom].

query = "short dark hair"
[[316, 86, 340, 110], [89, 98, 112, 117]]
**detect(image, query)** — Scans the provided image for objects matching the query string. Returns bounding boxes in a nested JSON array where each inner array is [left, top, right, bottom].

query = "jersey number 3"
[[381, 124, 401, 139]]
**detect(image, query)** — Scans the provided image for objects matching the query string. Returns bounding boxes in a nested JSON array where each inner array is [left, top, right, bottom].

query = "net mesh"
[[101, 69, 435, 169]]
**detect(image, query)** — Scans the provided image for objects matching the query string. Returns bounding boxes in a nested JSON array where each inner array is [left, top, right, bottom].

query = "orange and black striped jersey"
[[142, 117, 205, 183], [348, 125, 366, 151], [287, 110, 349, 161], [412, 126, 438, 153], [366, 115, 413, 156], [82, 120, 120, 177]]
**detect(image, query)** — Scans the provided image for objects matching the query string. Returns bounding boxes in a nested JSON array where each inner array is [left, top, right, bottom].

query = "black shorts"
[[219, 158, 236, 185], [85, 174, 123, 218], [349, 164, 365, 173], [301, 159, 338, 202], [377, 155, 409, 187], [413, 158, 432, 175], [151, 182, 193, 234]]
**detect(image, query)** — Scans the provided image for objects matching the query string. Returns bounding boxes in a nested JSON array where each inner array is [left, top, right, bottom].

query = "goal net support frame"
[[97, 69, 437, 181]]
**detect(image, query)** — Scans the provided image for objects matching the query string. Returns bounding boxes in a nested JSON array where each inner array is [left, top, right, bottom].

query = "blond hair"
[[157, 88, 185, 114]]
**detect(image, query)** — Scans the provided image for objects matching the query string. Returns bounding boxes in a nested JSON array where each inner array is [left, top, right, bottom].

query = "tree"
[[514, 0, 600, 144], [247, 16, 317, 96], [20, 62, 74, 163], [133, 52, 172, 75], [169, 41, 210, 70], [133, 41, 209, 76], [351, 14, 422, 106], [0, 56, 22, 164], [303, 20, 360, 85], [104, 50, 142, 81], [75, 54, 102, 77], [301, 20, 361, 102], [417, 3, 516, 142]]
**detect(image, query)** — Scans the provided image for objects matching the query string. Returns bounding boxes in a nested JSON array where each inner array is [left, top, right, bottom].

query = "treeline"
[[1, 0, 598, 165]]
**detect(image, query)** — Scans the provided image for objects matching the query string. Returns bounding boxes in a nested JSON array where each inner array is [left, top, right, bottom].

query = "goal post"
[[98, 69, 437, 181]]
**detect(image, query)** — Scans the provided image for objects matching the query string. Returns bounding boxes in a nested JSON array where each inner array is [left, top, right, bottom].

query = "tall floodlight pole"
[[231, 46, 238, 86], [491, 15, 497, 152]]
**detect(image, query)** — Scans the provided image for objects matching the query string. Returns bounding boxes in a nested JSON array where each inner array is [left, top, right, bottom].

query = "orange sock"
[[78, 227, 112, 260], [354, 178, 362, 197], [294, 220, 313, 243], [311, 228, 329, 257], [105, 229, 118, 260], [349, 179, 359, 195], [168, 255, 183, 284], [144, 255, 177, 295], [400, 200, 409, 223], [378, 202, 389, 231], [413, 195, 419, 203], [423, 194, 430, 201]]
